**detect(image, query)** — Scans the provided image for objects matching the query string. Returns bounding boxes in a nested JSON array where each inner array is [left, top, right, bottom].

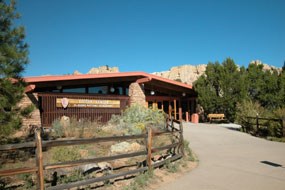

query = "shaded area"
[[260, 161, 283, 168]]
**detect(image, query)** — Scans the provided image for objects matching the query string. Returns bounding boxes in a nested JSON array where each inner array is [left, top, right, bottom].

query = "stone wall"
[[18, 93, 41, 129], [128, 82, 146, 106]]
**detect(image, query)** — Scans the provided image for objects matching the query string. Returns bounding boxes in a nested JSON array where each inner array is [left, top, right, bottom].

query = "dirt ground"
[[148, 161, 198, 190], [101, 159, 198, 190]]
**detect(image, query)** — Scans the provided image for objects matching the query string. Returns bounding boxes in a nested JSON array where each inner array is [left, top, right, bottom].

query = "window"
[[62, 87, 86, 93], [88, 86, 108, 94]]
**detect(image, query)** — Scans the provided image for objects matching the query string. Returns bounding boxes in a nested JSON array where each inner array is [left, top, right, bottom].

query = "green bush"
[[183, 140, 196, 161], [51, 117, 102, 138], [164, 159, 180, 173], [109, 104, 166, 135], [236, 100, 284, 138], [50, 146, 81, 163], [123, 170, 154, 190], [58, 170, 84, 184], [52, 119, 64, 138], [235, 100, 267, 134]]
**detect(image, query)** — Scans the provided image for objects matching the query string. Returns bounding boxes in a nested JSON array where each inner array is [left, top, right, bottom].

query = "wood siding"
[[38, 93, 129, 127]]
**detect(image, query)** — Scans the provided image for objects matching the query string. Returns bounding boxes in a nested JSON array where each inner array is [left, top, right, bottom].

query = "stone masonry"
[[18, 93, 41, 130], [128, 82, 146, 106]]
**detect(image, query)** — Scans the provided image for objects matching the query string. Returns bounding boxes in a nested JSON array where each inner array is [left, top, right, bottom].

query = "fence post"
[[171, 117, 174, 132], [146, 127, 153, 170], [179, 120, 185, 156], [281, 119, 285, 137], [35, 129, 44, 190], [256, 114, 259, 135]]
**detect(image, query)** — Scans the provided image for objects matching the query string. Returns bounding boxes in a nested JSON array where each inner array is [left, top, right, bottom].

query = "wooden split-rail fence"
[[243, 116, 284, 137], [0, 118, 184, 190]]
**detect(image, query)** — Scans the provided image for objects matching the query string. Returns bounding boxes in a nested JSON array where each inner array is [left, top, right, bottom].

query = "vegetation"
[[109, 104, 167, 135], [123, 170, 154, 190], [0, 0, 32, 137], [194, 58, 285, 138]]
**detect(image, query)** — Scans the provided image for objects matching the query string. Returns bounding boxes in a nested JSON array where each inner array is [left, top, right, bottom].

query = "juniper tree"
[[194, 58, 246, 122], [0, 0, 30, 136]]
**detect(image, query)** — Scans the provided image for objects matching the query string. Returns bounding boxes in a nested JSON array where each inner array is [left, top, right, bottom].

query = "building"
[[22, 72, 197, 128]]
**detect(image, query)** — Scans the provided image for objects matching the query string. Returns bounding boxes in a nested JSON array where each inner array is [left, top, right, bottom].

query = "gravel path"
[[157, 123, 285, 190]]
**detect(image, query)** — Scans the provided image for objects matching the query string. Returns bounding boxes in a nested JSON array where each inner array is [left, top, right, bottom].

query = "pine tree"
[[0, 0, 29, 136]]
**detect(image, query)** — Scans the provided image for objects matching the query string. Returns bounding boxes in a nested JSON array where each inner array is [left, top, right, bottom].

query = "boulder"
[[110, 142, 142, 154], [60, 115, 70, 129]]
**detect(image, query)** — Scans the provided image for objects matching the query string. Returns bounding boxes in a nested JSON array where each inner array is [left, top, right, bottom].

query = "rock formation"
[[73, 61, 281, 85], [153, 64, 207, 85], [87, 66, 119, 74], [250, 60, 282, 73]]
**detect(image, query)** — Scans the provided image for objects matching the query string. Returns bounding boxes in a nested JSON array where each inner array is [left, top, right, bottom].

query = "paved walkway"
[[157, 123, 285, 190]]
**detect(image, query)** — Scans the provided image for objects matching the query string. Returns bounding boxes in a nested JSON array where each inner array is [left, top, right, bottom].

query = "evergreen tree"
[[194, 58, 243, 121], [246, 63, 281, 109], [0, 0, 29, 136], [279, 62, 285, 107]]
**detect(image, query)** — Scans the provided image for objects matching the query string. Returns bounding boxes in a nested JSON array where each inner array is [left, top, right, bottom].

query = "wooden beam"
[[136, 77, 152, 84], [44, 151, 147, 170], [42, 134, 146, 148], [0, 167, 38, 177], [0, 141, 36, 151]]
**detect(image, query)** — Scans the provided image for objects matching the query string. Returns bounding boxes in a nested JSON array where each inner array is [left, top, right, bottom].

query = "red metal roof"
[[24, 72, 193, 90]]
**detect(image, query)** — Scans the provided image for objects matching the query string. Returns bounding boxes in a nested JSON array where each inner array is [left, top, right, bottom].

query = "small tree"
[[0, 0, 30, 136]]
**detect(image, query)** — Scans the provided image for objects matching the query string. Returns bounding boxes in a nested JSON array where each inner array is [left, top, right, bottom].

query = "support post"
[[256, 114, 259, 135], [146, 127, 153, 170], [174, 100, 177, 120], [35, 129, 44, 190], [179, 107, 182, 121], [168, 101, 172, 118]]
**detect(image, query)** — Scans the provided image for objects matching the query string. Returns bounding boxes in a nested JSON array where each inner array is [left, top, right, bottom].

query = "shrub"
[[164, 159, 180, 173], [50, 146, 81, 163], [109, 104, 166, 135], [236, 100, 284, 138], [235, 100, 267, 133], [123, 170, 154, 190], [58, 170, 84, 184], [183, 140, 196, 161], [51, 117, 102, 138], [52, 119, 64, 138]]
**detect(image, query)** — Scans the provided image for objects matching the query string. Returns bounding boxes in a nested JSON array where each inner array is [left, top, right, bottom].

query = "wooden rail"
[[0, 118, 184, 189], [243, 116, 284, 137]]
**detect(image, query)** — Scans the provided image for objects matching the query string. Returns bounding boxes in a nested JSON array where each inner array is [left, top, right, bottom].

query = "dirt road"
[[157, 123, 285, 190]]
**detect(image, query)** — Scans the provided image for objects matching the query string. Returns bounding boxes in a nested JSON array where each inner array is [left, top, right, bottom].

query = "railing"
[[0, 118, 184, 190], [242, 116, 284, 137]]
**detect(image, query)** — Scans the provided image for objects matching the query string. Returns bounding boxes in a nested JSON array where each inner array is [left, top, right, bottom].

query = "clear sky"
[[16, 0, 285, 76]]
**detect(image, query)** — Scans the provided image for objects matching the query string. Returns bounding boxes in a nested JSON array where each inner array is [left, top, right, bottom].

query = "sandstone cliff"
[[153, 64, 207, 85], [153, 60, 282, 85], [73, 61, 281, 85], [73, 66, 119, 75]]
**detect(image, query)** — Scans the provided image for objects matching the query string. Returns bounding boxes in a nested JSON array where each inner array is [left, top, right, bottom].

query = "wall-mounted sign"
[[61, 97, 69, 108], [56, 98, 120, 108]]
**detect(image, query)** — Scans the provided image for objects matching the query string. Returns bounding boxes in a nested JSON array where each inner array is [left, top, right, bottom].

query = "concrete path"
[[157, 123, 285, 190]]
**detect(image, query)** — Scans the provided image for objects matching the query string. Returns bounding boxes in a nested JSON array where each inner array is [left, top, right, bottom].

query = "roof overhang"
[[24, 72, 195, 96]]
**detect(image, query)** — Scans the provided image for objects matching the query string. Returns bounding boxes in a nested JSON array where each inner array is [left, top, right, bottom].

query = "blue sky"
[[17, 0, 285, 76]]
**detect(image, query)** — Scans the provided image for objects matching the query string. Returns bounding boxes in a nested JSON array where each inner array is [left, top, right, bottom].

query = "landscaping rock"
[[110, 142, 142, 154], [60, 115, 70, 128]]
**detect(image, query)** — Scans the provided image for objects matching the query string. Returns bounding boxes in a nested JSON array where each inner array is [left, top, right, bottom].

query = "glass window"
[[62, 87, 86, 93], [88, 86, 108, 94]]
